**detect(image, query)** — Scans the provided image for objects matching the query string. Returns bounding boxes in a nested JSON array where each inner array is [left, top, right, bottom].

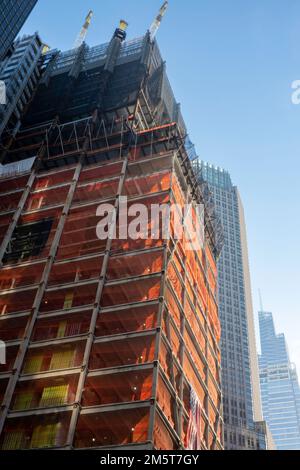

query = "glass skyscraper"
[[259, 311, 300, 449], [0, 0, 38, 60], [197, 161, 268, 449], [0, 33, 43, 138]]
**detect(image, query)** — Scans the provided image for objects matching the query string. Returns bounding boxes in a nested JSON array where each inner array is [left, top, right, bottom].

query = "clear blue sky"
[[21, 0, 300, 371]]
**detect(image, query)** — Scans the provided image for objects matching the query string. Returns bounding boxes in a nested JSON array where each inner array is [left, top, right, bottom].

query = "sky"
[[20, 0, 300, 372]]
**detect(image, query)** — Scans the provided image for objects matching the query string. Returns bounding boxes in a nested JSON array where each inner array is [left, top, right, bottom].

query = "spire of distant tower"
[[259, 289, 264, 312]]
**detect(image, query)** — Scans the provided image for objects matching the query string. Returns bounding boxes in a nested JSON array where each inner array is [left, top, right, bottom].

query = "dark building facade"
[[0, 24, 223, 450], [0, 0, 38, 61], [0, 33, 43, 139]]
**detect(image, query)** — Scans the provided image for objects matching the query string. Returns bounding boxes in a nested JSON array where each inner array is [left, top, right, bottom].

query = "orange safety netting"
[[82, 370, 153, 407], [74, 408, 150, 448], [90, 334, 156, 370], [95, 304, 158, 337], [34, 167, 75, 190]]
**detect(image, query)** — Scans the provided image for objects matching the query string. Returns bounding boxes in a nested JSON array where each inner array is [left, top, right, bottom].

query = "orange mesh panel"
[[154, 413, 177, 450], [184, 301, 200, 339], [124, 172, 171, 197], [40, 284, 97, 313], [101, 277, 161, 307], [0, 191, 22, 212], [173, 251, 184, 278], [48, 257, 103, 286], [169, 322, 181, 361], [171, 174, 185, 208], [0, 315, 28, 342], [184, 329, 206, 382], [0, 262, 46, 290], [0, 213, 13, 229], [0, 289, 37, 316], [184, 311, 206, 355], [157, 375, 176, 429], [95, 304, 158, 337], [159, 341, 174, 385], [0, 175, 28, 193], [207, 295, 221, 343], [198, 278, 208, 311], [205, 245, 217, 279], [112, 193, 170, 253], [167, 263, 184, 304], [73, 179, 119, 204], [57, 203, 108, 259], [32, 311, 92, 342], [208, 428, 215, 450], [34, 168, 75, 190], [181, 415, 189, 444], [74, 408, 150, 448], [107, 250, 164, 280], [207, 347, 219, 383], [207, 266, 217, 295], [90, 335, 156, 370], [112, 237, 164, 253], [24, 186, 70, 212], [183, 352, 205, 406], [82, 370, 153, 406], [207, 376, 221, 409], [165, 287, 181, 330], [208, 401, 217, 429], [185, 276, 196, 305], [79, 162, 123, 183]]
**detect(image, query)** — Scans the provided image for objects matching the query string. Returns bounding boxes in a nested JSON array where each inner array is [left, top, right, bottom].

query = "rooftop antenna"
[[259, 289, 264, 312], [149, 1, 169, 42], [73, 10, 93, 49]]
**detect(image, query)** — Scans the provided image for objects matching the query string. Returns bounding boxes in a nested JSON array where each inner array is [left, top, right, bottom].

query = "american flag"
[[185, 386, 203, 450]]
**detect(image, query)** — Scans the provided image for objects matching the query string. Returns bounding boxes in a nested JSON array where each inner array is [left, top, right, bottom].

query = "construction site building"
[[0, 23, 223, 450]]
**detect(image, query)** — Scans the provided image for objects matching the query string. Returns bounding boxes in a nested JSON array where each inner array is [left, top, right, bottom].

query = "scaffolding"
[[0, 114, 223, 450]]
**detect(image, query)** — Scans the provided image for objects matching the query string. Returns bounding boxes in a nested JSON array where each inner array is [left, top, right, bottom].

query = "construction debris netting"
[[0, 120, 222, 450]]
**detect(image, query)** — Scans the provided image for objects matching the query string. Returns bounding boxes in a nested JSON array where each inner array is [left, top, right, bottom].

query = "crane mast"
[[149, 1, 169, 41], [73, 10, 93, 49]]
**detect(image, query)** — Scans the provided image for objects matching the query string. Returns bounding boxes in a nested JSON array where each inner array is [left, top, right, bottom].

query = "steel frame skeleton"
[[0, 59, 223, 448]]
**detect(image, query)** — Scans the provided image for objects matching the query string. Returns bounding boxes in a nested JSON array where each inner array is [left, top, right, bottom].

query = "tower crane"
[[149, 1, 169, 41], [73, 10, 93, 49]]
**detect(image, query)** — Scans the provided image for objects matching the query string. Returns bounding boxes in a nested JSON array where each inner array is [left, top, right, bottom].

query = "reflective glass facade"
[[0, 0, 38, 60], [259, 311, 300, 450]]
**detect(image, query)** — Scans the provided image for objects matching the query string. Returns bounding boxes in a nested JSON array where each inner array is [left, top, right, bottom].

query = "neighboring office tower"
[[195, 161, 267, 450], [0, 0, 38, 61], [0, 23, 223, 450], [259, 311, 300, 450], [0, 33, 43, 140]]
